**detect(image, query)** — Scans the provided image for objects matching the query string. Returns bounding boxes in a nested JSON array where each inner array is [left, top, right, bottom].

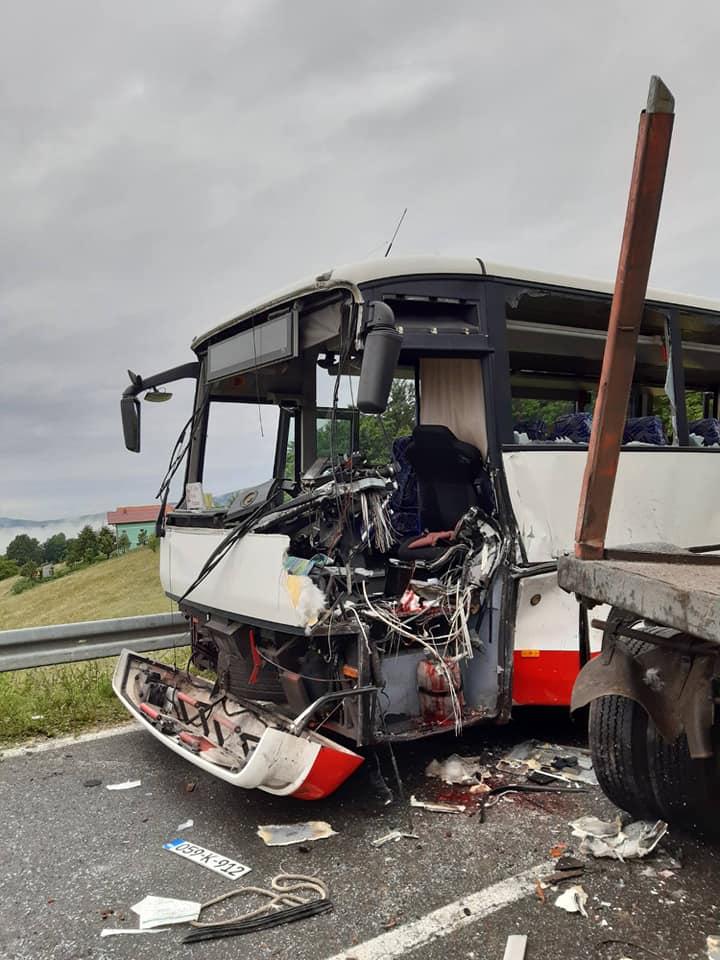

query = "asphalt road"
[[1, 711, 719, 960]]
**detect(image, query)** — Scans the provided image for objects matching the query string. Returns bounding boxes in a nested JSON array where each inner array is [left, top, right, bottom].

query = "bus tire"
[[588, 636, 659, 820]]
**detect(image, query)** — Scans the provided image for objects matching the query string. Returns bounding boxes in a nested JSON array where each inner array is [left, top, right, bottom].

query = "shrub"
[[0, 557, 19, 581]]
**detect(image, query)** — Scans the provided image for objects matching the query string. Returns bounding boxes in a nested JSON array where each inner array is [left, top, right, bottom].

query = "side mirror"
[[357, 302, 403, 414], [121, 396, 141, 452]]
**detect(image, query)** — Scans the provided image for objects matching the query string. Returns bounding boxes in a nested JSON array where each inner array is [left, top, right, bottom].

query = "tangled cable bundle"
[[182, 873, 332, 943]]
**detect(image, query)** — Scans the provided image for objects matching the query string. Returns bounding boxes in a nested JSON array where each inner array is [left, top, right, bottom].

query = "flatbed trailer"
[[558, 78, 720, 835]]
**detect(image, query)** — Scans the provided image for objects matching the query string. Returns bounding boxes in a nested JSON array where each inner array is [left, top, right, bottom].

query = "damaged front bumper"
[[112, 649, 364, 799]]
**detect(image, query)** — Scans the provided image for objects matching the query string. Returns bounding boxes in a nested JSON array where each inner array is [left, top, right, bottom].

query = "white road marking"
[[0, 721, 138, 758], [323, 862, 549, 960]]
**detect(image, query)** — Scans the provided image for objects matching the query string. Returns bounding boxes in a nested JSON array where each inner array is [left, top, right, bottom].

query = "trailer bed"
[[558, 547, 720, 645]]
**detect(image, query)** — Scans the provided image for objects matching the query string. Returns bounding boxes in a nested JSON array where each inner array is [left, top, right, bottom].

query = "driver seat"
[[395, 425, 488, 562]]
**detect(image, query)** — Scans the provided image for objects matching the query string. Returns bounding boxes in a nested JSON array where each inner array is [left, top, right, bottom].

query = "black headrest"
[[406, 425, 483, 477]]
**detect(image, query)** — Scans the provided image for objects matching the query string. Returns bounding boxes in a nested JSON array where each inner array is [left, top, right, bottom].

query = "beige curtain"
[[419, 358, 488, 457]]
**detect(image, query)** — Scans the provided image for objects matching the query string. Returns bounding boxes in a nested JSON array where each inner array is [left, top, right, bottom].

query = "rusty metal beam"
[[575, 75, 675, 560]]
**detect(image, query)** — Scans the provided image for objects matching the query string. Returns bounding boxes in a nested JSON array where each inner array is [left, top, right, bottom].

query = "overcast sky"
[[2, 0, 719, 520]]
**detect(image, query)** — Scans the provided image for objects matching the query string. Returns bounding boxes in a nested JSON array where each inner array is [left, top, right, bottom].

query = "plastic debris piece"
[[570, 816, 622, 839], [100, 928, 169, 937], [131, 895, 201, 929], [503, 934, 528, 959], [106, 780, 141, 791], [469, 782, 491, 795], [410, 795, 466, 814], [424, 754, 488, 785], [30, 714, 45, 720], [570, 818, 668, 861], [371, 829, 419, 847], [707, 934, 720, 959], [554, 885, 588, 917], [256, 821, 337, 846], [176, 819, 194, 831]]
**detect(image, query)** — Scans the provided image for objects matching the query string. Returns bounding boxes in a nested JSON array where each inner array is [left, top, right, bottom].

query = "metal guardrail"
[[0, 612, 189, 672]]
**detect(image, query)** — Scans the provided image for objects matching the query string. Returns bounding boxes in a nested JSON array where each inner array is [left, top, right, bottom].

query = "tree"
[[137, 528, 148, 547], [117, 531, 131, 554], [147, 534, 159, 553], [97, 526, 116, 560], [0, 557, 19, 580], [6, 534, 42, 566], [77, 525, 99, 563], [42, 533, 67, 564], [359, 379, 416, 465], [19, 560, 39, 580], [65, 538, 83, 567]]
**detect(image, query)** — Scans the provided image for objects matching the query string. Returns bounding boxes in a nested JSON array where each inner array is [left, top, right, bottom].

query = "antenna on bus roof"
[[384, 207, 408, 257]]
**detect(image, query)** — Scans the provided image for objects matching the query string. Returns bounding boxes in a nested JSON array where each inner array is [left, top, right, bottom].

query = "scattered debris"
[[257, 821, 337, 847], [556, 855, 584, 871], [100, 928, 168, 937], [184, 781, 197, 793], [424, 754, 488, 785], [83, 779, 102, 788], [469, 782, 491, 795], [535, 880, 546, 903], [570, 817, 668, 860], [163, 838, 251, 880], [182, 874, 331, 944], [30, 714, 45, 720], [542, 868, 585, 886], [504, 741, 598, 786], [106, 780, 141, 791], [131, 895, 201, 929], [410, 795, 466, 814], [550, 842, 568, 858], [176, 819, 194, 831], [708, 935, 720, 960], [99, 908, 114, 920], [554, 884, 588, 917], [503, 934, 528, 960], [371, 829, 419, 847]]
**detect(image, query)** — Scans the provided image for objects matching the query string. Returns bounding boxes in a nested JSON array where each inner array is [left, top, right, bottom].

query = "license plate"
[[163, 838, 251, 880]]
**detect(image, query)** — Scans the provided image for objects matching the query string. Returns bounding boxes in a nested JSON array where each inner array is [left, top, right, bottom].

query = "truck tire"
[[590, 624, 720, 836], [589, 636, 659, 820], [642, 626, 720, 837]]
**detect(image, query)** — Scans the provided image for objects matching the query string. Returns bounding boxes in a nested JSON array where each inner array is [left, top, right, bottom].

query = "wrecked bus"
[[115, 256, 720, 798]]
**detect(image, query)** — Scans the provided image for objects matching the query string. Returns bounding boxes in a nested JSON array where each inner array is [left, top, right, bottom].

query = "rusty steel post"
[[574, 76, 675, 560]]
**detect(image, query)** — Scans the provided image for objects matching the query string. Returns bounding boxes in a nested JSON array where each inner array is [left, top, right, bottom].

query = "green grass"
[[0, 547, 186, 747]]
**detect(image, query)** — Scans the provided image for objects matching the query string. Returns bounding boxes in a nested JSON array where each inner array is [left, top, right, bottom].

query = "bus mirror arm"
[[121, 361, 201, 452], [356, 302, 403, 415]]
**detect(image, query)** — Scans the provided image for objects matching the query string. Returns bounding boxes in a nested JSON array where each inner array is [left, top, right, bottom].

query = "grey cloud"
[[1, 0, 720, 518]]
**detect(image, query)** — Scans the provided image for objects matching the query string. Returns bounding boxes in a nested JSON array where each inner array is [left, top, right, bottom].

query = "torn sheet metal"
[[131, 895, 201, 929], [256, 821, 337, 846], [569, 817, 668, 860]]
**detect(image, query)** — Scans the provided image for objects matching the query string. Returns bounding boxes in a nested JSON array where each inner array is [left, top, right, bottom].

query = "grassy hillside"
[[0, 546, 171, 630], [0, 548, 186, 745]]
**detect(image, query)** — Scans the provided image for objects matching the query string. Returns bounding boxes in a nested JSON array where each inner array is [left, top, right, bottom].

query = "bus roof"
[[192, 255, 720, 349]]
